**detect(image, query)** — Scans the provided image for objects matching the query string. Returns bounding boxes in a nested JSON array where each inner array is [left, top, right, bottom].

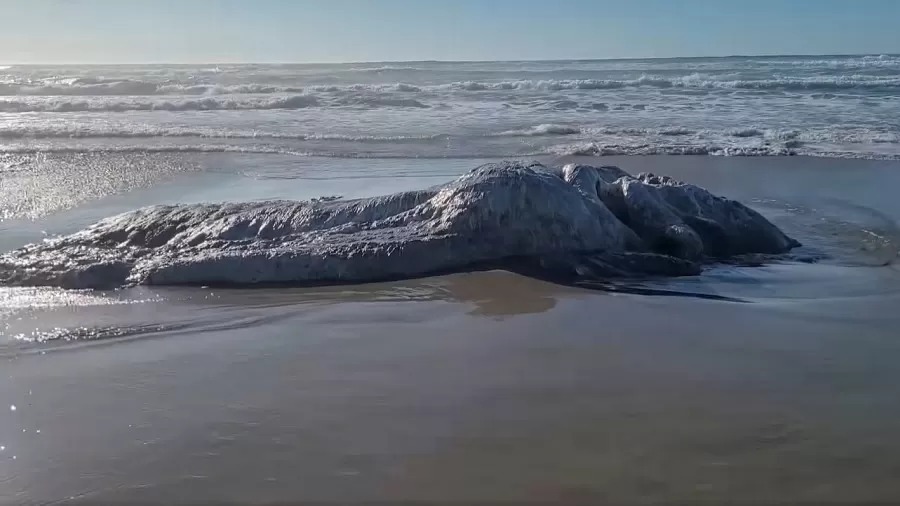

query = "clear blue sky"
[[2, 0, 898, 63]]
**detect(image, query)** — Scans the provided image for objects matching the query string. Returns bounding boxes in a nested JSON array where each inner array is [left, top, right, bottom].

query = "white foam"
[[0, 93, 436, 112], [346, 65, 422, 72], [0, 144, 315, 156], [0, 94, 322, 112], [1, 81, 427, 97], [0, 125, 444, 140], [443, 75, 900, 92], [154, 83, 307, 95], [2, 122, 897, 161], [2, 73, 898, 100], [495, 124, 582, 136], [395, 83, 422, 92], [1, 79, 164, 96], [550, 141, 900, 160], [756, 55, 900, 69], [1, 59, 897, 161]]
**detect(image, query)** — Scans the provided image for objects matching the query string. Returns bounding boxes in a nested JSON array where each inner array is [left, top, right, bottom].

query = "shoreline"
[[2, 152, 900, 503], [3, 267, 900, 503]]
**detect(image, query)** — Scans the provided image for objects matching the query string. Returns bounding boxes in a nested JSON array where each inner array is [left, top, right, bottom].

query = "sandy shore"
[[2, 154, 900, 503], [3, 270, 900, 503]]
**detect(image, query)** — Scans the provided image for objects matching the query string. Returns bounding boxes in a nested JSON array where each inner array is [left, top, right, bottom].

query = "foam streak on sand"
[[0, 162, 797, 289]]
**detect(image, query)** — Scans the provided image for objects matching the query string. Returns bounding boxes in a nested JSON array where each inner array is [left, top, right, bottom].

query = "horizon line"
[[2, 51, 897, 66]]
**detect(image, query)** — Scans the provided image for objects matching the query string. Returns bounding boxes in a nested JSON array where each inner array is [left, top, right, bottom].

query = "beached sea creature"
[[0, 162, 799, 289]]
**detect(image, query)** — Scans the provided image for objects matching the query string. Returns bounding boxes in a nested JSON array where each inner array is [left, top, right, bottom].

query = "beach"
[[2, 56, 900, 503], [2, 153, 900, 503]]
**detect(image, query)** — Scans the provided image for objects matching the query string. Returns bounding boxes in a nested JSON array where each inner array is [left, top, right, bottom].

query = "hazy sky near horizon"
[[2, 0, 899, 63]]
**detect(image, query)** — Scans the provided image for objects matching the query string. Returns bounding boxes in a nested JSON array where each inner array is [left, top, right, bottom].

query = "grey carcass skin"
[[0, 162, 799, 289]]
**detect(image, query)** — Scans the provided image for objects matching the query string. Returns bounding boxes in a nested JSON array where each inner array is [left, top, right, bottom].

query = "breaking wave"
[[345, 65, 423, 72], [0, 143, 491, 158], [0, 79, 167, 96], [0, 95, 320, 112], [4, 74, 900, 98], [0, 93, 433, 112], [155, 83, 307, 95], [0, 80, 427, 97], [2, 58, 898, 160], [551, 142, 798, 157], [1, 122, 897, 160], [447, 75, 900, 92], [0, 126, 447, 141], [549, 142, 900, 160], [395, 83, 422, 92], [757, 54, 900, 69], [3, 140, 897, 161], [0, 144, 321, 156], [0, 123, 804, 143], [495, 124, 583, 136]]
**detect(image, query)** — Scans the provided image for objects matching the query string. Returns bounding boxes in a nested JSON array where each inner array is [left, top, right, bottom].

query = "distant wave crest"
[[0, 80, 427, 97], [345, 65, 423, 72], [447, 75, 900, 92], [4, 73, 900, 98]]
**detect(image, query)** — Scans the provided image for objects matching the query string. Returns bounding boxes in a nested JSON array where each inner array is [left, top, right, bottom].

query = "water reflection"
[[0, 271, 581, 352], [182, 270, 577, 317]]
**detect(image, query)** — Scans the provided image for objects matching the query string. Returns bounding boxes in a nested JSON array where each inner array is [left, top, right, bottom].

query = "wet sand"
[[2, 155, 900, 503], [4, 271, 900, 503]]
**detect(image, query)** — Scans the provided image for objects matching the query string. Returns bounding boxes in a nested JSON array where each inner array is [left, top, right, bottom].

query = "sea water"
[[1, 55, 898, 160], [3, 58, 900, 502]]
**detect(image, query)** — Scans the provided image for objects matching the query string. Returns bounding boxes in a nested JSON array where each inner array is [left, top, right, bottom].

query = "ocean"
[[2, 57, 900, 503], [1, 55, 899, 160]]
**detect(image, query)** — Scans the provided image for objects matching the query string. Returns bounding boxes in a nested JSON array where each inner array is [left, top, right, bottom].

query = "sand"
[[2, 154, 900, 503]]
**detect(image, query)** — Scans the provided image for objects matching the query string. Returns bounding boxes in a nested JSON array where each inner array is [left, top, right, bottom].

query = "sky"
[[2, 0, 899, 64]]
